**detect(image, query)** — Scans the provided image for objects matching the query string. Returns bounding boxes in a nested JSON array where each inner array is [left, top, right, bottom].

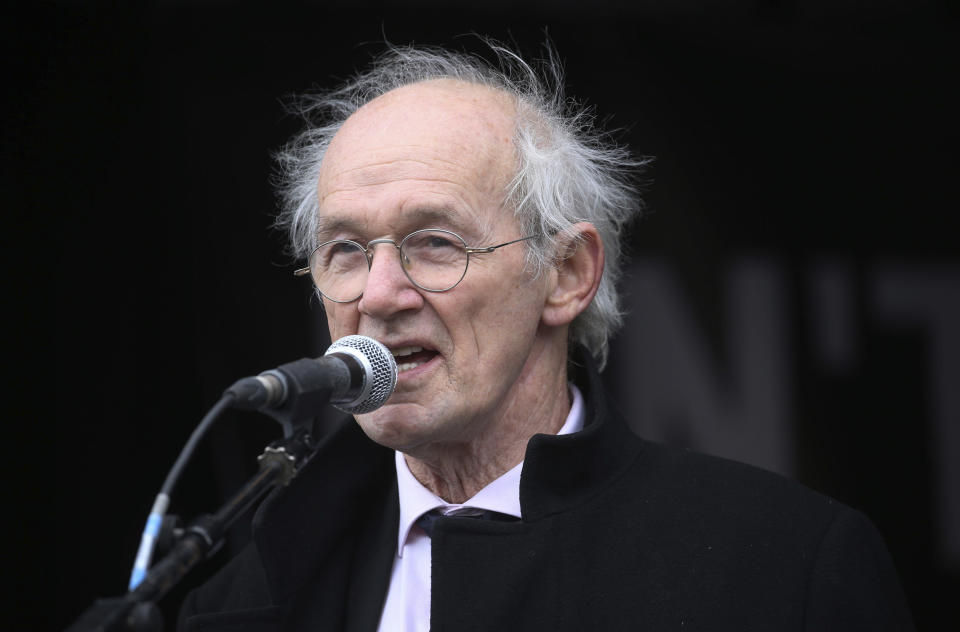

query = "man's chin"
[[354, 405, 434, 451]]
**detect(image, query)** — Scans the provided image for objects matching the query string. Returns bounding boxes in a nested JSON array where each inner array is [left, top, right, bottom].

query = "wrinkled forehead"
[[316, 80, 519, 221]]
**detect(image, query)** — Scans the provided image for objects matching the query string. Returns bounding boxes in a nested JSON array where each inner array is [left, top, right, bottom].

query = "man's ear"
[[541, 222, 604, 327]]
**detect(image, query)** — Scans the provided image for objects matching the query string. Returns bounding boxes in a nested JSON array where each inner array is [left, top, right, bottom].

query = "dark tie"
[[415, 509, 519, 537]]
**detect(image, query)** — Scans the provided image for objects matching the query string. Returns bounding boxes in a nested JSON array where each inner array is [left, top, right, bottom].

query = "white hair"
[[274, 41, 649, 368]]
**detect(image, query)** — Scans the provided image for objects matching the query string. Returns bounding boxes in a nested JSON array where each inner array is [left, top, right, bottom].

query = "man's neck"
[[402, 345, 571, 503]]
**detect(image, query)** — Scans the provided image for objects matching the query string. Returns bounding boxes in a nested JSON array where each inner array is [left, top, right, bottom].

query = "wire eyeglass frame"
[[293, 228, 535, 303]]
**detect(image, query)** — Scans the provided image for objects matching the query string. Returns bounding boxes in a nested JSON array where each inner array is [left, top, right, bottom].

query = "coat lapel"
[[251, 415, 397, 630]]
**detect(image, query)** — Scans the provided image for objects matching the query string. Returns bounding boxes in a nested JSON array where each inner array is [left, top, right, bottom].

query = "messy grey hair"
[[274, 41, 648, 368]]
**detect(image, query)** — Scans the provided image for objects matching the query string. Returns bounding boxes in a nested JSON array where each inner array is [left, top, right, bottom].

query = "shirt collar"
[[394, 383, 585, 555]]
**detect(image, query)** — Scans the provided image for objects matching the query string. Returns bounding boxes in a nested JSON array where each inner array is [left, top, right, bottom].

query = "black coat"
[[178, 355, 914, 631]]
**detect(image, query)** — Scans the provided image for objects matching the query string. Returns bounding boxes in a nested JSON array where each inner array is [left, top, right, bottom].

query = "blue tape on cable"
[[129, 567, 146, 590], [146, 513, 162, 534]]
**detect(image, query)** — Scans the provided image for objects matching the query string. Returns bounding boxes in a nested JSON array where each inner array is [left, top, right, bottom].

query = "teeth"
[[391, 345, 423, 358], [397, 360, 426, 373]]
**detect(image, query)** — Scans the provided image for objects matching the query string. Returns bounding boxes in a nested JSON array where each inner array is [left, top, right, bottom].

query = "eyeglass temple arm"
[[465, 235, 536, 254]]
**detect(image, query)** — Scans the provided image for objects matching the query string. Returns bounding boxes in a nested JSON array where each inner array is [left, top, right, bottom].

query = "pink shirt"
[[377, 385, 585, 632]]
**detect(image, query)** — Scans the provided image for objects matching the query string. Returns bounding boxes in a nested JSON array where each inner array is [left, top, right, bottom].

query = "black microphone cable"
[[127, 392, 236, 591]]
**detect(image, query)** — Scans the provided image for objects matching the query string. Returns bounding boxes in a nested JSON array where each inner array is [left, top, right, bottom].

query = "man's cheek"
[[325, 307, 357, 339]]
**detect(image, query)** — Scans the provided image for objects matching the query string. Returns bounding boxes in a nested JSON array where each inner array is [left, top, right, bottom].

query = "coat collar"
[[519, 348, 645, 521]]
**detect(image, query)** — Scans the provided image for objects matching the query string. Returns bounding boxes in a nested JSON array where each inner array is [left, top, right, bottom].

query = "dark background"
[[6, 1, 957, 630]]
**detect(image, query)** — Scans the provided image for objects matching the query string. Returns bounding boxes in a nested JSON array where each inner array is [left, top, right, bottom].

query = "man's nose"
[[357, 242, 423, 318]]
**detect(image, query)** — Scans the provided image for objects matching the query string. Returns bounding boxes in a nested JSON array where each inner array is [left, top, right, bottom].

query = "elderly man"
[[179, 44, 913, 631]]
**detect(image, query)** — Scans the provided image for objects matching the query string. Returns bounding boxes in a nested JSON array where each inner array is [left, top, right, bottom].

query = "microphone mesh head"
[[325, 335, 398, 414]]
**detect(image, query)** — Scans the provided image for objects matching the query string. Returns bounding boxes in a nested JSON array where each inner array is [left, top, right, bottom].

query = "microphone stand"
[[65, 428, 318, 632]]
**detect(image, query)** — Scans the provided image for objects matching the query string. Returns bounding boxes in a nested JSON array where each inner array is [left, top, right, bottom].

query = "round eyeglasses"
[[293, 229, 536, 303]]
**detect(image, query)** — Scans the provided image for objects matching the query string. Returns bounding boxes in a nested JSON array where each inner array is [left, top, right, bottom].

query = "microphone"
[[226, 335, 398, 421]]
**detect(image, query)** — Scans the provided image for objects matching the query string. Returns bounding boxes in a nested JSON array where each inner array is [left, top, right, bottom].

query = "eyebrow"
[[315, 205, 480, 243], [314, 216, 363, 242]]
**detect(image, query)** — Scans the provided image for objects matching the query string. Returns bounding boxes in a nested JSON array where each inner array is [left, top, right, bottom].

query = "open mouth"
[[391, 345, 439, 373]]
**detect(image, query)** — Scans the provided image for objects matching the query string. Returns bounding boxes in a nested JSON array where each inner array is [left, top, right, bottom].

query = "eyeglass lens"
[[309, 229, 469, 302]]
